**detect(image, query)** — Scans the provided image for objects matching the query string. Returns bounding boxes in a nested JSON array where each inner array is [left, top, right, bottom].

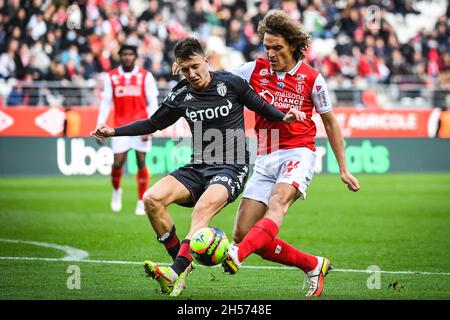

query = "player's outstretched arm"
[[90, 119, 157, 138], [90, 123, 115, 138], [90, 103, 182, 139], [237, 77, 305, 123], [283, 108, 306, 123], [320, 110, 360, 192]]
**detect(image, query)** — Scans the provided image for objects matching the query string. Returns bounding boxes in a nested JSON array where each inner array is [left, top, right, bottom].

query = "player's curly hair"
[[257, 10, 311, 60]]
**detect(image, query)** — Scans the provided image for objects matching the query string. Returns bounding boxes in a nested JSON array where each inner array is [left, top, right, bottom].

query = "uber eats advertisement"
[[1, 137, 449, 176]]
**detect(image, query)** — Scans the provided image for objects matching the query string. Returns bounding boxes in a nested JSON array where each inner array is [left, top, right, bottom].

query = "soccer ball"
[[190, 227, 230, 266]]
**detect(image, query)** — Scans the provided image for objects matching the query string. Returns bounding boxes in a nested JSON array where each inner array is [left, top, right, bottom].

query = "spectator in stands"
[[81, 52, 101, 80], [27, 10, 47, 41], [388, 49, 410, 82], [0, 0, 448, 106], [6, 81, 23, 106], [358, 47, 380, 84], [0, 39, 19, 79]]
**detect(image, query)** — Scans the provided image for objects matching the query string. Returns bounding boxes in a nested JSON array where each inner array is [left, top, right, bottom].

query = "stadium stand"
[[0, 0, 448, 109]]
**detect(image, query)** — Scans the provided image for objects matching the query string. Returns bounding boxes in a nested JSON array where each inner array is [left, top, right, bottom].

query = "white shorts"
[[111, 136, 151, 154], [242, 148, 316, 205]]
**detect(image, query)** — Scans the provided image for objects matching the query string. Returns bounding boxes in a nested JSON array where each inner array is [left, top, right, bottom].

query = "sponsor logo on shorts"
[[211, 175, 233, 186], [283, 160, 300, 174]]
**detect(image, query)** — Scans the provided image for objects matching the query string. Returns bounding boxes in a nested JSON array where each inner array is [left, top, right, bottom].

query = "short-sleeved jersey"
[[107, 66, 156, 127], [233, 58, 333, 153], [150, 71, 284, 165]]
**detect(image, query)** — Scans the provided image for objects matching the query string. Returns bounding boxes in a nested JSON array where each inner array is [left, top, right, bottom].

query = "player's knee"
[[267, 192, 293, 216], [269, 191, 289, 205], [192, 202, 209, 218], [143, 190, 164, 214]]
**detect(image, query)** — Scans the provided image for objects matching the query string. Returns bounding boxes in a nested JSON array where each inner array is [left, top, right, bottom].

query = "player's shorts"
[[111, 136, 151, 154], [242, 147, 316, 206], [169, 163, 249, 207]]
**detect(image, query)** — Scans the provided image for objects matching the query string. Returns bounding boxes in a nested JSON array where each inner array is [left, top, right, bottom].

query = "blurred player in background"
[[221, 10, 360, 297], [96, 44, 159, 215]]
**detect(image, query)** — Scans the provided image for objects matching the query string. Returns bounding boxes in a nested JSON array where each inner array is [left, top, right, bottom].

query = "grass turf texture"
[[0, 174, 449, 300]]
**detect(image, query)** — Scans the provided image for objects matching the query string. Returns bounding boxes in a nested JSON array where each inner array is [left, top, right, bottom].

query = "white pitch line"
[[1, 256, 449, 276], [0, 238, 89, 261]]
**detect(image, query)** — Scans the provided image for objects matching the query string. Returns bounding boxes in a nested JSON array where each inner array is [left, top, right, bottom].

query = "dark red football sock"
[[157, 225, 180, 261], [170, 239, 192, 275], [237, 218, 279, 262], [137, 167, 149, 200], [111, 166, 123, 190], [258, 237, 318, 273]]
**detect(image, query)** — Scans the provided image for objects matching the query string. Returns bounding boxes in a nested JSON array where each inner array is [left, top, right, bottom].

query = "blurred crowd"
[[0, 0, 449, 89]]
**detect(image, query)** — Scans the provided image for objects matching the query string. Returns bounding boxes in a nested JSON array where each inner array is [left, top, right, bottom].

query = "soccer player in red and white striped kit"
[[222, 10, 360, 297], [96, 44, 159, 215]]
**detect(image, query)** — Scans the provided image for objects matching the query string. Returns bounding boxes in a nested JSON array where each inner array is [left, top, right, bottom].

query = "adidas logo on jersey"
[[184, 93, 194, 101]]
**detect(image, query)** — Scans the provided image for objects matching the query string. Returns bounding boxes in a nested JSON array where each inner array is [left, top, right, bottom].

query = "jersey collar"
[[118, 65, 139, 77], [270, 60, 302, 78], [288, 60, 303, 75]]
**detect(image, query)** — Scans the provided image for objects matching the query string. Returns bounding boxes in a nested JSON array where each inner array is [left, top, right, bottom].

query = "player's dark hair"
[[257, 9, 311, 60], [119, 44, 138, 56], [174, 37, 205, 60]]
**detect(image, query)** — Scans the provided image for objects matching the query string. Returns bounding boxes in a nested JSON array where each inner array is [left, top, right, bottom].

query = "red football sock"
[[111, 166, 123, 190], [237, 218, 279, 262], [137, 167, 149, 200], [177, 240, 192, 261], [157, 225, 180, 261], [170, 240, 192, 275], [258, 237, 318, 273]]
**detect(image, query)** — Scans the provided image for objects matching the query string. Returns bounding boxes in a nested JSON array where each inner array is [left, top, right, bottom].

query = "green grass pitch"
[[0, 173, 449, 300]]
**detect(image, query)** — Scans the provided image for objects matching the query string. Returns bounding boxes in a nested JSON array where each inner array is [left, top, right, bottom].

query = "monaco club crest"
[[217, 82, 227, 96]]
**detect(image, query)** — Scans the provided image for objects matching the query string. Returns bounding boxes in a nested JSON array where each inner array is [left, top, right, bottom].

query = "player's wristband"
[[114, 119, 157, 136]]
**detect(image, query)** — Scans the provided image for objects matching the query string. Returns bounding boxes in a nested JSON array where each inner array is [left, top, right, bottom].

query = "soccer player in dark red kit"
[[222, 10, 360, 297], [96, 44, 159, 215]]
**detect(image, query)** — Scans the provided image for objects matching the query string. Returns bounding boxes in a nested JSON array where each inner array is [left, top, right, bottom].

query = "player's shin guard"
[[157, 225, 181, 261], [237, 218, 279, 262], [137, 166, 149, 200], [170, 239, 192, 276], [258, 237, 318, 273], [111, 166, 123, 190]]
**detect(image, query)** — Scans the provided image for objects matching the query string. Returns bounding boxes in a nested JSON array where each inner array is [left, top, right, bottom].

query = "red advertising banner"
[[0, 106, 442, 138], [0, 106, 65, 137], [63, 106, 192, 138], [313, 108, 441, 138], [438, 110, 450, 138]]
